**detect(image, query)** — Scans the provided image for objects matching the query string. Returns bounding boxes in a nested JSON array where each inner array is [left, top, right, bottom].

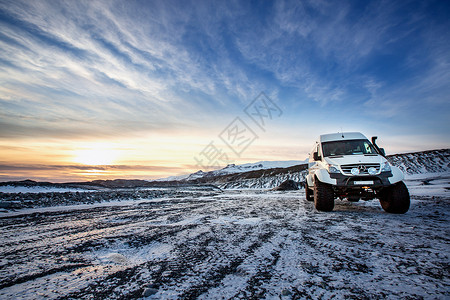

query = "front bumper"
[[330, 171, 393, 188]]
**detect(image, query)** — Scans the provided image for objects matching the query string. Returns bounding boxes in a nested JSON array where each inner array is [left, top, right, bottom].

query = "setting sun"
[[73, 145, 120, 165]]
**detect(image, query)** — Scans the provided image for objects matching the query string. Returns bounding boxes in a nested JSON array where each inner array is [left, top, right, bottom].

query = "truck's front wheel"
[[314, 179, 334, 212], [379, 181, 410, 214]]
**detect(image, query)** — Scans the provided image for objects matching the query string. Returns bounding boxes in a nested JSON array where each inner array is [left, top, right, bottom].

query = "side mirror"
[[313, 152, 321, 161], [379, 148, 385, 156]]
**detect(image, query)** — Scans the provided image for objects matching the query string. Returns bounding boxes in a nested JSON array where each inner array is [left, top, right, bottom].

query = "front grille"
[[340, 163, 380, 175]]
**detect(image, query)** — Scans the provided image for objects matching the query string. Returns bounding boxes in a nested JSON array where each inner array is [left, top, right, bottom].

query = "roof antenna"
[[340, 126, 344, 138]]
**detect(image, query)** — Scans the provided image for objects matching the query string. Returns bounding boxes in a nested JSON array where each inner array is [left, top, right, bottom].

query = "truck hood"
[[324, 154, 387, 166]]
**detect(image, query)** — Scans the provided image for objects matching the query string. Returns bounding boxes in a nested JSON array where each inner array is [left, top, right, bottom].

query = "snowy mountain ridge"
[[387, 149, 449, 175], [155, 160, 306, 182]]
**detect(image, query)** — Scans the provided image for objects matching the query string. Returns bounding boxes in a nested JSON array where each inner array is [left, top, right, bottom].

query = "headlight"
[[327, 164, 340, 173], [368, 167, 377, 175], [351, 168, 360, 175], [381, 161, 391, 172]]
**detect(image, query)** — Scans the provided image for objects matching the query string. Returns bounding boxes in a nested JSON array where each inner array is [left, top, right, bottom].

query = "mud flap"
[[388, 166, 404, 184], [314, 169, 337, 185]]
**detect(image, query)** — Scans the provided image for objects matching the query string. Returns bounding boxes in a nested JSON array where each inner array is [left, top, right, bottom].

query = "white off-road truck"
[[305, 132, 410, 213]]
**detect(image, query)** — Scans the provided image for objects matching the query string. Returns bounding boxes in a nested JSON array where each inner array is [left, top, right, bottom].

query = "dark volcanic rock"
[[272, 179, 300, 191]]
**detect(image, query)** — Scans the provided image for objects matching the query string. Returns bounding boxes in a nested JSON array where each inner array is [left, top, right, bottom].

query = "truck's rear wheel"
[[379, 181, 410, 214], [314, 179, 334, 212], [305, 184, 314, 201]]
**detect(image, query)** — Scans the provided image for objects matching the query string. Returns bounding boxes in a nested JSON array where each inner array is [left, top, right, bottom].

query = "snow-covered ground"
[[0, 174, 448, 299], [404, 172, 450, 197], [0, 185, 97, 193]]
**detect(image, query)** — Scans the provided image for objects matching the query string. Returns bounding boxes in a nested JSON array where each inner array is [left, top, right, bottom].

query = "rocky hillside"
[[190, 164, 308, 189], [387, 149, 449, 174]]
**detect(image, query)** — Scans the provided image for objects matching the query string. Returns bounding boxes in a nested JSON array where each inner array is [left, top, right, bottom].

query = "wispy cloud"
[[232, 0, 449, 110], [0, 163, 183, 172], [0, 162, 187, 182], [0, 0, 251, 139]]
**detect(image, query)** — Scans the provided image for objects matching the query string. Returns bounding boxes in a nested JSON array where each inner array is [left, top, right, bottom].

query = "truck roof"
[[319, 132, 367, 143]]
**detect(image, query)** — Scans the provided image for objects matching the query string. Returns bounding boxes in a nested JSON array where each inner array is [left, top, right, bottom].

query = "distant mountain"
[[156, 160, 306, 182], [73, 179, 152, 188], [210, 164, 307, 189], [0, 179, 91, 189], [215, 160, 306, 175]]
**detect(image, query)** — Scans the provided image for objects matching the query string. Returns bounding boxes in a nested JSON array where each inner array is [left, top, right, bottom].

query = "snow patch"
[[404, 172, 450, 197], [209, 216, 263, 225], [0, 185, 96, 193], [94, 242, 174, 266]]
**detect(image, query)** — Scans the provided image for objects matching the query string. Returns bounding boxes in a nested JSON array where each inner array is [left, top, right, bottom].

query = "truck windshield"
[[322, 139, 378, 157]]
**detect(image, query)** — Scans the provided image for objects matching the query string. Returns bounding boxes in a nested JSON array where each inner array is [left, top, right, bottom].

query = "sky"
[[0, 0, 449, 182]]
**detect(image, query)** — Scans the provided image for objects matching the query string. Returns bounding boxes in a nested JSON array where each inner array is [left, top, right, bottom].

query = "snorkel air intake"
[[371, 136, 386, 157]]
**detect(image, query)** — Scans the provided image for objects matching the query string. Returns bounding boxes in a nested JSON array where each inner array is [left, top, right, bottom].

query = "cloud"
[[0, 0, 250, 139], [0, 162, 188, 182], [0, 163, 183, 172], [231, 0, 449, 110]]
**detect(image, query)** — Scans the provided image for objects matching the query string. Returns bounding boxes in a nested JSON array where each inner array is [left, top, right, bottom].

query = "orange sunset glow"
[[73, 144, 121, 166]]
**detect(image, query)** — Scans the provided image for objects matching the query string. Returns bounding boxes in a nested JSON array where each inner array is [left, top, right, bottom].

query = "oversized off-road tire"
[[305, 184, 314, 201], [314, 179, 334, 212], [379, 181, 410, 214]]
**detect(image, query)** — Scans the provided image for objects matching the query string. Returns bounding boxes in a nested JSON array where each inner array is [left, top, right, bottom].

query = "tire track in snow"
[[0, 190, 448, 299]]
